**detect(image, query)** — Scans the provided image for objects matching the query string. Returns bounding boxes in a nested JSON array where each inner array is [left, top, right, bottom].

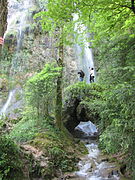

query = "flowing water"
[[0, 0, 34, 116], [72, 15, 121, 180], [74, 122, 120, 180], [74, 14, 95, 83], [0, 0, 31, 117], [5, 0, 36, 73], [0, 88, 23, 118], [0, 90, 16, 116]]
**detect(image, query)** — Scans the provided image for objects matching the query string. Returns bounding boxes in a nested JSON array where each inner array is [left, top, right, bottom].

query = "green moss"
[[64, 82, 103, 107], [63, 82, 103, 127], [31, 129, 86, 178], [0, 135, 23, 180], [5, 30, 18, 38]]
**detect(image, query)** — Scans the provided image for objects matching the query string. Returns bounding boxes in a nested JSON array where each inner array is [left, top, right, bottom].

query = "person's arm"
[[0, 37, 4, 45]]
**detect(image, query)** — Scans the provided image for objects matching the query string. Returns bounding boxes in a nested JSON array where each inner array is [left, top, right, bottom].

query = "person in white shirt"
[[89, 67, 95, 83]]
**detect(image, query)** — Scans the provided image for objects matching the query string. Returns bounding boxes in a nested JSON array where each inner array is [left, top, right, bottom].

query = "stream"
[[72, 121, 121, 180]]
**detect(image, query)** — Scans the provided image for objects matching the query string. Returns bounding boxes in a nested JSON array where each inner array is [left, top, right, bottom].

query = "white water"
[[0, 90, 16, 116], [75, 121, 98, 136], [0, 0, 34, 117], [74, 14, 95, 83], [5, 0, 35, 73], [75, 122, 120, 180], [5, 0, 34, 39]]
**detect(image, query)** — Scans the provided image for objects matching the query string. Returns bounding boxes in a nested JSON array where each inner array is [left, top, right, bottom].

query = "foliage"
[[98, 82, 135, 173], [2, 0, 135, 178], [0, 135, 23, 180], [10, 109, 55, 142], [10, 62, 86, 178], [35, 0, 135, 47], [69, 0, 135, 45], [34, 0, 76, 45], [94, 28, 135, 177], [25, 63, 62, 118], [11, 63, 62, 142], [31, 129, 85, 178], [63, 82, 103, 127], [0, 49, 12, 75], [65, 81, 103, 100]]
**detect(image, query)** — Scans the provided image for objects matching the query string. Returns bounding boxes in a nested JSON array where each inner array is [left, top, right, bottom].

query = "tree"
[[73, 0, 135, 43], [25, 63, 62, 121], [0, 0, 8, 56], [34, 0, 75, 129]]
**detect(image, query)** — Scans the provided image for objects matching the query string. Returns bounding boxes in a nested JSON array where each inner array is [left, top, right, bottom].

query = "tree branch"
[[117, 0, 135, 14], [131, 0, 135, 14]]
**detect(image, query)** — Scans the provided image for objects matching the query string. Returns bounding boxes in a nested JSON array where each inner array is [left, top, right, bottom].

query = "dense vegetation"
[[96, 35, 135, 177], [9, 64, 86, 179], [0, 135, 23, 179], [36, 0, 135, 177], [0, 0, 134, 179]]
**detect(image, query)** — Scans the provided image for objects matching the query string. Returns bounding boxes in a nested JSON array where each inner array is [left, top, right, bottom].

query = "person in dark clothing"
[[78, 70, 85, 81]]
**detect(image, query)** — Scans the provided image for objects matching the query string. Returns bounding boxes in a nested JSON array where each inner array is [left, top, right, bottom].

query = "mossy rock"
[[29, 129, 87, 178], [0, 135, 23, 180], [63, 82, 103, 133]]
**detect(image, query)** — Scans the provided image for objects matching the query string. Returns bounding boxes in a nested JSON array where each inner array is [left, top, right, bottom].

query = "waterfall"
[[5, 0, 35, 73], [16, 0, 34, 51], [0, 90, 15, 116], [74, 14, 95, 83], [0, 0, 34, 116]]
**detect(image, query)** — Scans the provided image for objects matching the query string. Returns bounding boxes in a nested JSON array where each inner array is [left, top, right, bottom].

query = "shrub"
[[0, 135, 23, 179]]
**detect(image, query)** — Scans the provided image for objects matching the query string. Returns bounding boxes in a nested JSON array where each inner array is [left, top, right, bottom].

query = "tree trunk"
[[55, 29, 64, 129], [55, 71, 63, 129], [0, 0, 8, 56]]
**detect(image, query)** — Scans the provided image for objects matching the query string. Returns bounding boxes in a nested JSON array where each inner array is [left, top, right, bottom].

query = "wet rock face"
[[5, 0, 38, 48], [0, 78, 8, 92], [0, 78, 9, 109], [4, 0, 78, 82]]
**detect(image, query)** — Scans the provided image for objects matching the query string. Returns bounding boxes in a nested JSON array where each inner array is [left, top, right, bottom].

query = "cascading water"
[[0, 87, 23, 118], [0, 90, 16, 116], [74, 122, 120, 180], [73, 15, 123, 180], [5, 0, 35, 73], [74, 14, 95, 83], [0, 0, 34, 116]]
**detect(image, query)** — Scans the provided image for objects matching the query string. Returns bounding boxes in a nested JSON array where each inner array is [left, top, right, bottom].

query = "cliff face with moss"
[[0, 0, 79, 111]]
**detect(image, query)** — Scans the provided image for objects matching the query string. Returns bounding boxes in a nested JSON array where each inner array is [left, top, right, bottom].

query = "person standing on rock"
[[89, 67, 95, 83], [78, 70, 85, 81]]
